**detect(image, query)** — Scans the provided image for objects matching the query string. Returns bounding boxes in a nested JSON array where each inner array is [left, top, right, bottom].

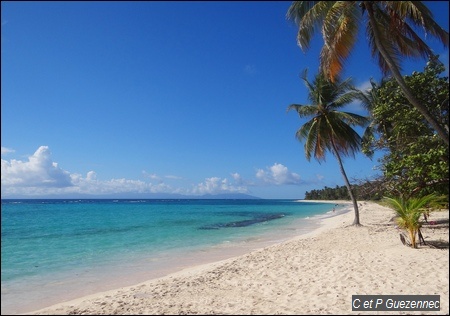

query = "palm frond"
[[289, 0, 449, 88], [380, 4, 434, 59], [320, 2, 360, 81], [314, 116, 330, 160], [289, 71, 368, 162], [351, 78, 384, 112], [332, 91, 359, 109], [392, 1, 449, 47], [333, 111, 370, 127], [326, 116, 363, 158], [366, 6, 404, 75], [287, 1, 336, 51], [287, 104, 319, 118], [296, 119, 319, 161]]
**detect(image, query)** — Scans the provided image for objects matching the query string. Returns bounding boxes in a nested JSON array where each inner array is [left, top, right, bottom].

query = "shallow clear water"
[[1, 199, 346, 314]]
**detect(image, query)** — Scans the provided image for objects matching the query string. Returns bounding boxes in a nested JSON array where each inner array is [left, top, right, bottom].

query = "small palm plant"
[[383, 194, 440, 248]]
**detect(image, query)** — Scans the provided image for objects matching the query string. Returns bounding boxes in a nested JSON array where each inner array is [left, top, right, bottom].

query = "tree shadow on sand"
[[420, 219, 450, 249]]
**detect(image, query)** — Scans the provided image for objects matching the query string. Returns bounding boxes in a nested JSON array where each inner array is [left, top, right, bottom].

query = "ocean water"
[[1, 199, 348, 314]]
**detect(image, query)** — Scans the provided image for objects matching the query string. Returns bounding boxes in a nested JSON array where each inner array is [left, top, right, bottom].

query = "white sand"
[[26, 201, 449, 315]]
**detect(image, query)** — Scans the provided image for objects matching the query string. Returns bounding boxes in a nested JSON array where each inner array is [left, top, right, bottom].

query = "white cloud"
[[255, 163, 301, 185], [1, 147, 15, 155], [165, 175, 183, 180], [86, 171, 97, 181], [1, 146, 305, 198], [142, 171, 161, 180], [231, 172, 243, 184], [1, 146, 248, 197], [1, 146, 72, 188], [356, 80, 373, 92], [191, 177, 248, 195], [70, 174, 174, 195], [149, 174, 161, 180], [142, 171, 182, 181]]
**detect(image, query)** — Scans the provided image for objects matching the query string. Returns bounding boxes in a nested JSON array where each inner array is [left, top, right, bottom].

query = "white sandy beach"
[[26, 200, 449, 315]]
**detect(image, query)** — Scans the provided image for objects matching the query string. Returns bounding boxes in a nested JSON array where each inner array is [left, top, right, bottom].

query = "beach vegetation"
[[360, 56, 449, 199], [286, 1, 449, 146], [288, 70, 369, 225], [383, 194, 445, 248], [305, 185, 350, 200], [304, 181, 387, 201]]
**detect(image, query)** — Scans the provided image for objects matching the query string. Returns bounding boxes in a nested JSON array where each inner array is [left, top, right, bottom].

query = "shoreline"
[[23, 201, 450, 314], [294, 199, 352, 203], [3, 200, 351, 315]]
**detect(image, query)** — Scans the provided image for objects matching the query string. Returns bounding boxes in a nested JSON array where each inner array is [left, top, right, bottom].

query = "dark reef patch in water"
[[199, 213, 287, 230]]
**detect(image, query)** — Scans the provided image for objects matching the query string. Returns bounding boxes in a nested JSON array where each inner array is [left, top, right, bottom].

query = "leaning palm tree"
[[286, 1, 449, 147], [288, 70, 369, 225]]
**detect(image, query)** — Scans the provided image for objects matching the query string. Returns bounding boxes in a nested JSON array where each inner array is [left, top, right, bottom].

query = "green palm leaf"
[[383, 194, 440, 248]]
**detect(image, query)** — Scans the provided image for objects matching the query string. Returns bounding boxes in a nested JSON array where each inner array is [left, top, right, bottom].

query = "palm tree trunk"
[[331, 141, 361, 226], [409, 228, 417, 248], [364, 2, 449, 147]]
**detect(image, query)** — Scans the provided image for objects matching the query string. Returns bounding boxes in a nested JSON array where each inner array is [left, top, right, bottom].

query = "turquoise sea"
[[1, 199, 349, 314]]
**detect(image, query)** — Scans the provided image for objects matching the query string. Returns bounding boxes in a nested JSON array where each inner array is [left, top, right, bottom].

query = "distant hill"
[[194, 193, 261, 200]]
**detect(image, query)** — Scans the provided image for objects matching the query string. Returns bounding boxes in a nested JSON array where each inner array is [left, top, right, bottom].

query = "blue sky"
[[1, 1, 448, 199]]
